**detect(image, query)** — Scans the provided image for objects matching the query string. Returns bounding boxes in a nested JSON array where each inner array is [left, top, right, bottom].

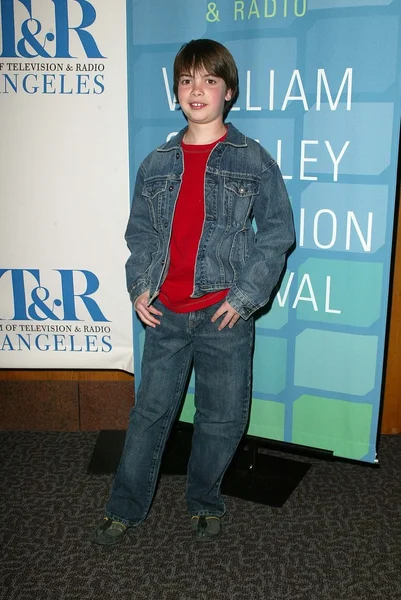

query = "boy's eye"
[[180, 78, 192, 85], [206, 78, 217, 84]]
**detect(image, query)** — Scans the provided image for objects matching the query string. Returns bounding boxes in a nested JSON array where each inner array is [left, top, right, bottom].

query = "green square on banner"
[[247, 398, 285, 441], [294, 329, 378, 396], [292, 395, 373, 460]]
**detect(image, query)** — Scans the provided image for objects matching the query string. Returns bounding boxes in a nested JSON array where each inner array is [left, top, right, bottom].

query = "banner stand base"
[[88, 424, 311, 507]]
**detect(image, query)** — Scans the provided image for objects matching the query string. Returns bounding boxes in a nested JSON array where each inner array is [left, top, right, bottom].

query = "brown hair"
[[173, 39, 239, 120]]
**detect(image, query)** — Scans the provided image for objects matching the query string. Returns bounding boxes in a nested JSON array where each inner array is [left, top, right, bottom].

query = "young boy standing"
[[90, 39, 294, 545]]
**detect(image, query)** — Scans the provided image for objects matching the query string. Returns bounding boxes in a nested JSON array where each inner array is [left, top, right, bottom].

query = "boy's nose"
[[191, 82, 204, 95]]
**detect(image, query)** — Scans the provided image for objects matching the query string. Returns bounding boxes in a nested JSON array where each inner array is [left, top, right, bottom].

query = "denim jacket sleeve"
[[226, 156, 295, 320], [124, 161, 159, 305]]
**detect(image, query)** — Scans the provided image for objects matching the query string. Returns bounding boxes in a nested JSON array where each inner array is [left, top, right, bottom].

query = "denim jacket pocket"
[[228, 229, 251, 278], [142, 179, 168, 231], [223, 177, 260, 228]]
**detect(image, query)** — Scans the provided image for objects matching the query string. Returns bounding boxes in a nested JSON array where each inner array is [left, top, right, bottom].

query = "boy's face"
[[177, 67, 232, 127]]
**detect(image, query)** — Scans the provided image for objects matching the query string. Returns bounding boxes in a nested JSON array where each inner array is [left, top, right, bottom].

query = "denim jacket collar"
[[156, 122, 248, 152]]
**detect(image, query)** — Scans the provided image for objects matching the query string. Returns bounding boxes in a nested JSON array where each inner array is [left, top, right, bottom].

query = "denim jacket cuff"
[[128, 279, 150, 306], [227, 286, 258, 320]]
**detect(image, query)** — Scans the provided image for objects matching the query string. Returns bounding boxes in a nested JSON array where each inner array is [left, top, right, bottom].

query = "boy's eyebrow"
[[179, 71, 218, 78]]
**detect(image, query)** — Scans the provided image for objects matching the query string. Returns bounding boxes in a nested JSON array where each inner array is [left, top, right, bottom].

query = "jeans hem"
[[104, 511, 141, 528], [190, 510, 225, 518]]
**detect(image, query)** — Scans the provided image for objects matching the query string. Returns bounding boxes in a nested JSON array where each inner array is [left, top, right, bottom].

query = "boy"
[[90, 39, 294, 545]]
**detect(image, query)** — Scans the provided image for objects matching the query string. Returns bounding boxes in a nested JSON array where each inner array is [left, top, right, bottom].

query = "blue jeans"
[[105, 300, 254, 527]]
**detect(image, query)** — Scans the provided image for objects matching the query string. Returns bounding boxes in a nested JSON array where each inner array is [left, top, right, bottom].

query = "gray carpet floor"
[[1, 431, 401, 600]]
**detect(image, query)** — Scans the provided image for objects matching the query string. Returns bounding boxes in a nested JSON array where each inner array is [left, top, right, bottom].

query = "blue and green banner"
[[128, 0, 401, 463]]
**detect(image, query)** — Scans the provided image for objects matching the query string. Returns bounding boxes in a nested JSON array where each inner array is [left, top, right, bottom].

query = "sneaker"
[[191, 516, 221, 542], [89, 517, 128, 546]]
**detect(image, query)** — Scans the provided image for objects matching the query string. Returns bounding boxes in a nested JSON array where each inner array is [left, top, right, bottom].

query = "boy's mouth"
[[190, 102, 206, 108]]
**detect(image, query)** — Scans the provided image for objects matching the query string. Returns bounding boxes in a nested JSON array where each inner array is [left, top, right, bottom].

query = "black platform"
[[88, 425, 311, 507]]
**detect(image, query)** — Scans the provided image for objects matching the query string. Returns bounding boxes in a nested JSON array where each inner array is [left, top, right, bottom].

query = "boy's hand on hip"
[[134, 290, 163, 328], [211, 300, 241, 331]]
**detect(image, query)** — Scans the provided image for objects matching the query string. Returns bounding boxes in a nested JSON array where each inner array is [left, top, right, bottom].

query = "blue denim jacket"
[[125, 123, 295, 320]]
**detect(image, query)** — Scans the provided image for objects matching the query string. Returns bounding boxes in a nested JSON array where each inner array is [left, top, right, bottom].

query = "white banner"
[[0, 0, 133, 372]]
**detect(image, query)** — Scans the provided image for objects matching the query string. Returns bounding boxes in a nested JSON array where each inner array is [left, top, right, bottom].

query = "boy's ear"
[[225, 89, 232, 101]]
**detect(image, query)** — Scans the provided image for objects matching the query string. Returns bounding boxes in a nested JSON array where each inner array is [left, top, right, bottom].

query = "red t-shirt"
[[159, 135, 228, 312]]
